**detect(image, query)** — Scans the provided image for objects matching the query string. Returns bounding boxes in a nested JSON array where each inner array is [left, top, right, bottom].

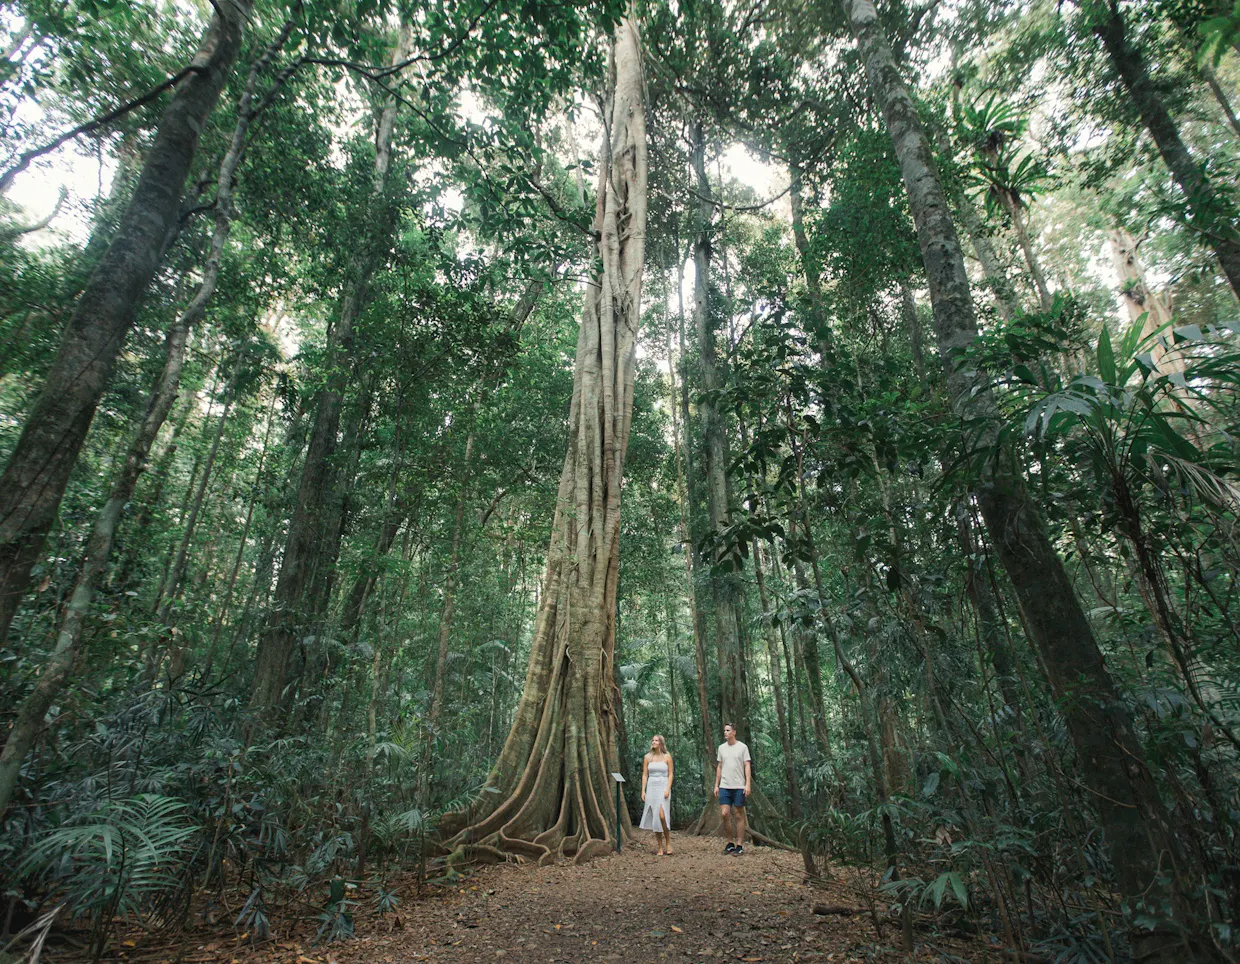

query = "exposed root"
[[687, 785, 795, 849], [433, 17, 646, 877]]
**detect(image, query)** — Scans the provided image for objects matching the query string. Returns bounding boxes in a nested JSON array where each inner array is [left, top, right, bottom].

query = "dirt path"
[[308, 835, 988, 964], [112, 834, 998, 963]]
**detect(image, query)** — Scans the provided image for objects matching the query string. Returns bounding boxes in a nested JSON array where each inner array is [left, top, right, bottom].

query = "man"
[[714, 722, 751, 855]]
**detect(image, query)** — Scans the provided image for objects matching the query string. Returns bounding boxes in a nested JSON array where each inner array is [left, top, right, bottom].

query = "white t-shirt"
[[716, 740, 751, 789]]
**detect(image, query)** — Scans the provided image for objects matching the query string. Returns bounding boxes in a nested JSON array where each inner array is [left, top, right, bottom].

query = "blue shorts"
[[718, 788, 746, 808]]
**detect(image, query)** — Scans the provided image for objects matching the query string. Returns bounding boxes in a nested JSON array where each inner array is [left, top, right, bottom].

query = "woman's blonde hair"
[[651, 734, 668, 754]]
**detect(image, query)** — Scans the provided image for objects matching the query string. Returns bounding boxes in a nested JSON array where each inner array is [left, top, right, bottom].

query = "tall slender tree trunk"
[[1092, 0, 1240, 300], [998, 187, 1053, 312], [843, 0, 1196, 952], [788, 164, 826, 338], [426, 433, 473, 738], [0, 316, 191, 816], [956, 508, 1021, 717], [0, 0, 253, 643], [1108, 226, 1190, 380], [156, 366, 239, 624], [754, 540, 801, 818], [250, 27, 410, 714], [671, 261, 716, 793], [1200, 62, 1240, 139], [958, 194, 1020, 320], [0, 27, 293, 808], [690, 121, 748, 735], [738, 409, 800, 815], [424, 278, 544, 740], [784, 412, 834, 759], [899, 282, 926, 383], [339, 454, 409, 647], [439, 18, 647, 866]]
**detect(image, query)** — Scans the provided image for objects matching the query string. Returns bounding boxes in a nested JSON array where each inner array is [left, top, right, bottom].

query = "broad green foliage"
[[0, 0, 1239, 958]]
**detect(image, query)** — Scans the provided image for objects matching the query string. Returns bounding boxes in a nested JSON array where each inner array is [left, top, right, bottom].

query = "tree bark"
[[156, 365, 239, 624], [784, 413, 834, 760], [250, 26, 410, 714], [789, 164, 827, 338], [0, 314, 191, 817], [997, 185, 1053, 312], [958, 194, 1020, 320], [899, 282, 926, 383], [738, 408, 800, 815], [1093, 0, 1240, 300], [1200, 62, 1240, 139], [0, 28, 292, 790], [754, 540, 801, 818], [0, 0, 253, 643], [439, 18, 647, 866], [670, 259, 717, 794], [1107, 226, 1191, 380], [955, 507, 1021, 717], [427, 433, 473, 735], [690, 120, 749, 735], [843, 0, 1196, 951]]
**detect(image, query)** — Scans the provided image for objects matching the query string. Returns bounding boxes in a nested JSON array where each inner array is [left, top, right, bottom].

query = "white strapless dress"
[[640, 760, 671, 831]]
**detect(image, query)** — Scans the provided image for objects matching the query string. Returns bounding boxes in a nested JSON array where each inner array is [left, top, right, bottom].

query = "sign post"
[[611, 772, 626, 853]]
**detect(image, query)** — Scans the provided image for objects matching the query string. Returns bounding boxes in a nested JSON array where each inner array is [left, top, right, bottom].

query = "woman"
[[640, 734, 674, 855]]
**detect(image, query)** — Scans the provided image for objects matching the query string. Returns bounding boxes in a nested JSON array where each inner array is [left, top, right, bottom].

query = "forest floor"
[[72, 835, 1004, 963]]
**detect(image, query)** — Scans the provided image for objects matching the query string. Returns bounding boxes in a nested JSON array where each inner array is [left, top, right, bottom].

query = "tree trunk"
[[899, 282, 926, 383], [999, 187, 1053, 312], [156, 365, 239, 623], [205, 394, 275, 664], [0, 0, 253, 643], [1108, 226, 1188, 377], [843, 0, 1196, 952], [438, 18, 646, 866], [789, 164, 826, 338], [1093, 1, 1240, 300], [754, 540, 801, 818], [1200, 62, 1240, 139], [0, 26, 292, 805], [250, 26, 410, 714], [958, 194, 1020, 320], [426, 433, 473, 737], [424, 277, 545, 739], [671, 260, 716, 794], [690, 121, 749, 735], [784, 414, 834, 760], [737, 408, 800, 815], [955, 507, 1021, 717], [0, 314, 191, 817]]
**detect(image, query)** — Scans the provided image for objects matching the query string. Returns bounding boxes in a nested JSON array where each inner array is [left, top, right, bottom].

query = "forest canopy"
[[0, 0, 1239, 959]]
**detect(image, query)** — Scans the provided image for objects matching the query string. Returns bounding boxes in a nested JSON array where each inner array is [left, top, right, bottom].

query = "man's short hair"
[[724, 722, 735, 731]]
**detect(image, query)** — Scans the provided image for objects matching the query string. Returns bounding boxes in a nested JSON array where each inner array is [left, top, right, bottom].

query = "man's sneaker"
[[732, 845, 744, 856], [723, 842, 736, 854]]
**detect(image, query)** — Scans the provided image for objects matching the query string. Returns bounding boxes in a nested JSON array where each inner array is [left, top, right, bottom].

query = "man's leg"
[[734, 806, 747, 848], [720, 803, 733, 842]]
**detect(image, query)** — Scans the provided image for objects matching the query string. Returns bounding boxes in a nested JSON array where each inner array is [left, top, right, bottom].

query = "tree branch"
[[0, 185, 67, 239], [0, 65, 207, 195]]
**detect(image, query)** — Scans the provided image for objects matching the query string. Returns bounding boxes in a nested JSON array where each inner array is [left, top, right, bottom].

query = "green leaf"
[[949, 872, 968, 909], [1096, 324, 1116, 385]]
